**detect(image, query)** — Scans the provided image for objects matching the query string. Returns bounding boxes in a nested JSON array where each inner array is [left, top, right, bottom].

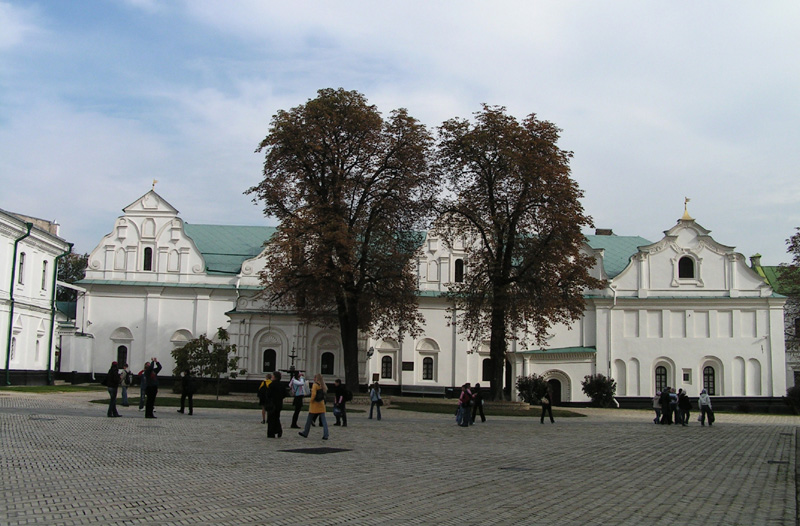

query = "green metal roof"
[[585, 235, 652, 278], [56, 301, 77, 319], [760, 266, 800, 295], [184, 223, 275, 275]]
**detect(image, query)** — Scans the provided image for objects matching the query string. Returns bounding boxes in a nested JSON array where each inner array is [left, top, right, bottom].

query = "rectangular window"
[[41, 260, 48, 290], [18, 253, 26, 284], [422, 357, 434, 380], [381, 356, 393, 379], [682, 369, 691, 383]]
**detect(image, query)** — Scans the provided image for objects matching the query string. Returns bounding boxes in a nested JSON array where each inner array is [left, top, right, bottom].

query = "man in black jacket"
[[144, 358, 162, 419]]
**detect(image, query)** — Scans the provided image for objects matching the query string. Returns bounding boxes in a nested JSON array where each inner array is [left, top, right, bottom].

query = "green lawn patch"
[[390, 401, 585, 418]]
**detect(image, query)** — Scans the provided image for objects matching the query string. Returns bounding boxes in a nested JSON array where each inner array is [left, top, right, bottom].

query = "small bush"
[[581, 374, 617, 408], [785, 385, 800, 414], [516, 373, 549, 405]]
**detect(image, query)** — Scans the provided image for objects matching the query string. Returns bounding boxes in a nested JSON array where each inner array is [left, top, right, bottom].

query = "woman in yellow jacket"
[[298, 374, 329, 440]]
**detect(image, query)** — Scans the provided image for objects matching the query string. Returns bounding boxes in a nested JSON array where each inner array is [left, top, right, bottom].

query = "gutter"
[[46, 244, 73, 385], [5, 222, 33, 385]]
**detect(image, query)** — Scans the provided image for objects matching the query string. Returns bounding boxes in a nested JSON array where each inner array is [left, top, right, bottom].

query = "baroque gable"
[[85, 191, 209, 282], [610, 217, 772, 298]]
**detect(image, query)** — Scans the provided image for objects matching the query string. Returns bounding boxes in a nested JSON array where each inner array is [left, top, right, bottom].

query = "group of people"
[[105, 358, 163, 419], [653, 387, 714, 426], [456, 383, 487, 427], [257, 371, 364, 440]]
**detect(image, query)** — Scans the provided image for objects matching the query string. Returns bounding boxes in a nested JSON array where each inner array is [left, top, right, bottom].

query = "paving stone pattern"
[[0, 391, 797, 525]]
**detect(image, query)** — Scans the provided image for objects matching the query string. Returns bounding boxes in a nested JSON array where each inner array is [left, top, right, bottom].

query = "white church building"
[[65, 190, 788, 404], [1, 208, 72, 385]]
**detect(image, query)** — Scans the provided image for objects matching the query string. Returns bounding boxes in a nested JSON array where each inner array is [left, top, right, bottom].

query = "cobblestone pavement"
[[0, 390, 797, 525]]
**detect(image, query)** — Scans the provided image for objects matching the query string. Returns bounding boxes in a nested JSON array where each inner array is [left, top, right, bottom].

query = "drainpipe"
[[5, 222, 33, 385], [46, 243, 73, 385]]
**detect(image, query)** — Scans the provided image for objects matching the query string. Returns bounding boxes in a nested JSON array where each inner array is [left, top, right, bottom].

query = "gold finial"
[[681, 197, 693, 220], [152, 179, 158, 189]]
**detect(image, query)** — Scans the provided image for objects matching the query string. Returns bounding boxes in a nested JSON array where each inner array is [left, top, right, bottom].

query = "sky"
[[1, 1, 799, 265]]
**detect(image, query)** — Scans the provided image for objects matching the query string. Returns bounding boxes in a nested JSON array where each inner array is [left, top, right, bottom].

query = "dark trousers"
[[291, 396, 303, 427], [472, 401, 485, 423], [179, 392, 193, 414], [267, 406, 283, 437], [660, 404, 672, 424], [107, 387, 119, 417], [145, 385, 158, 418], [335, 403, 347, 426], [540, 404, 554, 423]]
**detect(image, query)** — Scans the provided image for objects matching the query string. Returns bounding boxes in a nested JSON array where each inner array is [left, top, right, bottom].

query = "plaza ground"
[[0, 390, 797, 525]]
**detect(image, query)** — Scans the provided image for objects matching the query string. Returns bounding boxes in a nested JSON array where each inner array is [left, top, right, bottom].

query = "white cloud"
[[0, 1, 39, 50]]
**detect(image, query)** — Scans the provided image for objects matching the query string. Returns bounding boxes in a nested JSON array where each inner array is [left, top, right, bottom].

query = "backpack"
[[314, 388, 326, 402], [344, 389, 353, 402], [124, 371, 132, 386]]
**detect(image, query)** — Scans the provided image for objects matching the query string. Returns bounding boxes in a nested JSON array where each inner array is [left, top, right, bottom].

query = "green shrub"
[[516, 373, 549, 405], [785, 385, 800, 414], [581, 374, 617, 408]]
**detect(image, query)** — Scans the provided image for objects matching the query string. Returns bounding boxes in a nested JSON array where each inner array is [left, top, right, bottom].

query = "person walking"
[[105, 361, 121, 417], [257, 373, 272, 424], [471, 383, 486, 423], [266, 371, 286, 438], [368, 381, 383, 420], [652, 391, 662, 424], [177, 369, 195, 415], [289, 371, 306, 429], [540, 389, 554, 424], [144, 358, 162, 419], [698, 388, 714, 426], [678, 388, 691, 427], [333, 378, 348, 427], [298, 374, 329, 440], [119, 363, 131, 407]]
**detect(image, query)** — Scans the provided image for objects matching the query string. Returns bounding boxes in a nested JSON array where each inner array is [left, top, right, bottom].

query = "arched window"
[[454, 259, 464, 283], [655, 366, 667, 392], [381, 356, 393, 379], [18, 252, 26, 284], [41, 260, 48, 290], [117, 345, 128, 365], [422, 357, 434, 380], [321, 352, 335, 375], [262, 349, 276, 373], [143, 247, 153, 271], [482, 358, 492, 382], [703, 366, 716, 395], [678, 256, 695, 279]]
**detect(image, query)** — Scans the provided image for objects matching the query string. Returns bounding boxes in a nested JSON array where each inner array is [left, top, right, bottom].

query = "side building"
[[1, 208, 72, 385], [71, 190, 788, 406]]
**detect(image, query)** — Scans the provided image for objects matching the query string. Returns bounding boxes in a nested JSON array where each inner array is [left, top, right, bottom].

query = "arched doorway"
[[547, 379, 562, 405]]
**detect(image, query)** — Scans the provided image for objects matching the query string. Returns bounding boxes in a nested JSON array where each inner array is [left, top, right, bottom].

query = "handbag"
[[377, 399, 384, 407]]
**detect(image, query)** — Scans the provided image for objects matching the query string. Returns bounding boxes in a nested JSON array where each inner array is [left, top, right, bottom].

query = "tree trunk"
[[337, 294, 362, 393], [489, 303, 507, 401]]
